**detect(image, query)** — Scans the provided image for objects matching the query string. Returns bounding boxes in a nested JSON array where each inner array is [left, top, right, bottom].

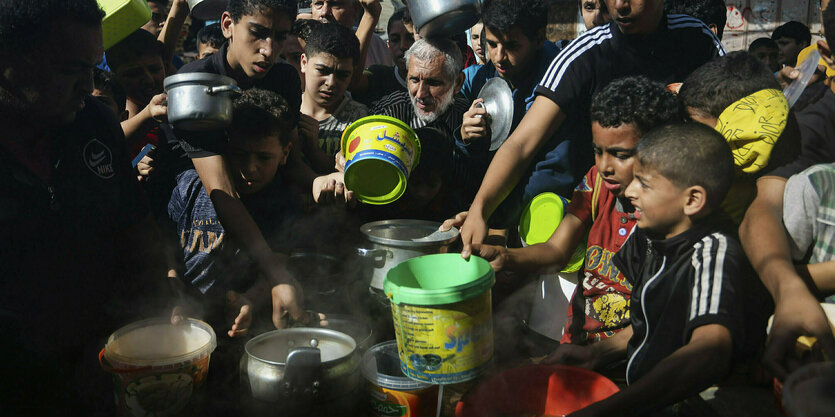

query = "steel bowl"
[[408, 0, 483, 39]]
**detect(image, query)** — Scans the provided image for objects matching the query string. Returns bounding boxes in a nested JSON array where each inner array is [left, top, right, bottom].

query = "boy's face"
[[388, 19, 415, 73], [775, 37, 806, 66], [581, 0, 611, 30], [591, 122, 639, 198], [604, 0, 664, 35], [625, 160, 689, 239], [227, 133, 291, 195], [485, 26, 540, 83], [114, 53, 165, 104], [470, 22, 485, 62], [280, 35, 304, 83], [92, 87, 121, 118], [198, 43, 221, 60], [141, 1, 167, 37], [222, 9, 291, 79], [750, 45, 781, 73], [301, 52, 353, 110]]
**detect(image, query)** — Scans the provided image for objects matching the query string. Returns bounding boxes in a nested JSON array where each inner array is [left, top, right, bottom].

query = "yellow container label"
[[391, 292, 493, 384]]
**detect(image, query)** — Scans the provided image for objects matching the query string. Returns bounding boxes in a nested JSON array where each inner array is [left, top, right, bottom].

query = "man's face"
[[302, 53, 354, 110], [750, 45, 781, 73], [1, 18, 103, 127], [114, 53, 165, 105], [775, 37, 806, 66], [311, 0, 357, 27], [591, 122, 639, 198], [625, 159, 689, 239], [227, 134, 290, 195], [485, 27, 540, 83], [280, 35, 305, 83], [581, 0, 611, 30], [222, 9, 291, 80], [407, 56, 455, 123], [388, 19, 415, 73], [141, 1, 167, 37], [604, 0, 664, 35], [198, 43, 221, 60]]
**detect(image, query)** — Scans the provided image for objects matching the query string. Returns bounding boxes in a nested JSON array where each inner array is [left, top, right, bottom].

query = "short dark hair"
[[591, 76, 683, 134], [227, 0, 298, 22], [196, 23, 225, 50], [771, 21, 812, 45], [387, 9, 406, 35], [304, 22, 360, 65], [678, 51, 780, 118], [106, 29, 165, 72], [748, 37, 778, 52], [824, 4, 835, 48], [292, 18, 322, 42], [0, 0, 104, 54], [637, 122, 734, 211], [147, 0, 170, 6], [230, 89, 294, 145], [93, 68, 126, 114], [481, 0, 549, 41], [665, 0, 727, 39]]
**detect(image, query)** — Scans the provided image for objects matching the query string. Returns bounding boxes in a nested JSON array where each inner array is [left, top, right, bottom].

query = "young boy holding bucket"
[[445, 76, 682, 351]]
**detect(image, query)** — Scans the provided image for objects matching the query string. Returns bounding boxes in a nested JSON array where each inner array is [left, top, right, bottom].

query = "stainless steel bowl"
[[409, 0, 483, 38]]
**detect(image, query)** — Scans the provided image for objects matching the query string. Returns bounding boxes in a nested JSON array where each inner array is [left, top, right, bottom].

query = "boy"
[[468, 76, 682, 348], [92, 67, 127, 120], [298, 22, 368, 174], [196, 22, 224, 60], [772, 21, 812, 67], [749, 37, 781, 73], [567, 123, 767, 417]]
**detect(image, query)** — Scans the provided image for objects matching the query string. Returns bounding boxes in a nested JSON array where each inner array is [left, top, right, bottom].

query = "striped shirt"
[[613, 221, 769, 385]]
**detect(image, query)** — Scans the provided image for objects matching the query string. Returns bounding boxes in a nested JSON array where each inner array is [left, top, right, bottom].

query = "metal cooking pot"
[[187, 0, 226, 21], [164, 72, 241, 131], [358, 219, 459, 291], [240, 328, 361, 415], [319, 314, 375, 353], [408, 0, 483, 38]]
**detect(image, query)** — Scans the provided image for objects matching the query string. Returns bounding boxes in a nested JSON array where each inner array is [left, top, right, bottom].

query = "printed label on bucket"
[[368, 384, 438, 417], [391, 292, 492, 384]]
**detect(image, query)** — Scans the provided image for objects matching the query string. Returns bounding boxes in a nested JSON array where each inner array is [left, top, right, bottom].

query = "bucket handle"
[[98, 348, 152, 374], [205, 85, 242, 96]]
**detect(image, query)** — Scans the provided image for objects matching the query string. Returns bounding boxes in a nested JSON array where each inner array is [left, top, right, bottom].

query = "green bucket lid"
[[519, 192, 567, 245], [384, 254, 495, 306]]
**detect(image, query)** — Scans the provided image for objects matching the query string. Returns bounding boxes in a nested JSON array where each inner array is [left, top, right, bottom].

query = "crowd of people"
[[1, 0, 834, 415]]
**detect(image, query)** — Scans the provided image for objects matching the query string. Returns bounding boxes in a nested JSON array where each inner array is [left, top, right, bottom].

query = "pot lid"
[[360, 219, 459, 248], [245, 328, 356, 366], [476, 77, 514, 151], [163, 72, 238, 90]]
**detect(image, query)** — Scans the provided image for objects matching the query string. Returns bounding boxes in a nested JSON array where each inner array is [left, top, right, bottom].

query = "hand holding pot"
[[147, 93, 168, 124], [461, 98, 490, 143]]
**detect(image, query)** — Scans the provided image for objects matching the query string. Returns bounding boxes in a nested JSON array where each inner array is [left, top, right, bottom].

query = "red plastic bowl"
[[455, 365, 619, 417]]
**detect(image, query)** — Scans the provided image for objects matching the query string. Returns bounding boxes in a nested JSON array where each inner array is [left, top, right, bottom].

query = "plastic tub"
[[98, 0, 152, 50], [519, 192, 584, 273], [341, 116, 421, 205], [455, 364, 619, 417], [363, 341, 439, 417], [384, 253, 495, 384], [100, 317, 217, 417]]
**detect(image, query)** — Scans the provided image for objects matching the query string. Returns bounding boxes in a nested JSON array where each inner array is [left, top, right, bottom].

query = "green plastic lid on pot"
[[384, 254, 495, 306], [341, 116, 421, 205]]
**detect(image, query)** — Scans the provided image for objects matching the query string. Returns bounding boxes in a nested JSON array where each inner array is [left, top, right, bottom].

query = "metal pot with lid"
[[240, 328, 362, 416], [409, 0, 483, 38], [164, 72, 241, 131], [358, 219, 459, 291]]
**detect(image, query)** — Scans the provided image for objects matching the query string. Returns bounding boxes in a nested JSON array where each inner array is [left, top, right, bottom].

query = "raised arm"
[[739, 176, 835, 379], [157, 0, 189, 67], [460, 95, 566, 257]]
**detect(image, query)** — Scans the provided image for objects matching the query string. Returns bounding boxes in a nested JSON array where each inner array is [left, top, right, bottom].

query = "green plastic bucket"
[[341, 116, 421, 205], [519, 192, 585, 273], [384, 254, 495, 384]]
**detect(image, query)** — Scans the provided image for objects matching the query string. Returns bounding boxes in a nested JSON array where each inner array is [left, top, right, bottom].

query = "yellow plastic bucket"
[[98, 0, 152, 50], [341, 116, 421, 205], [99, 318, 217, 417], [384, 254, 495, 384]]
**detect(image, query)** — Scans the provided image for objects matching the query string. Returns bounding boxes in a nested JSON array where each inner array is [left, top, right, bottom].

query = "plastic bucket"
[[100, 318, 217, 417], [341, 116, 421, 205], [455, 364, 619, 416], [98, 0, 153, 50], [519, 192, 585, 273], [384, 254, 495, 384], [363, 341, 439, 417]]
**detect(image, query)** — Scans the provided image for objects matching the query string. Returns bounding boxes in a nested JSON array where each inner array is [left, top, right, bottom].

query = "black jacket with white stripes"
[[613, 220, 770, 385]]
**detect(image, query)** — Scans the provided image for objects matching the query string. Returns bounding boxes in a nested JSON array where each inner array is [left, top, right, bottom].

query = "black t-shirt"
[[174, 42, 302, 158], [788, 87, 835, 173], [352, 65, 407, 107], [0, 97, 149, 414]]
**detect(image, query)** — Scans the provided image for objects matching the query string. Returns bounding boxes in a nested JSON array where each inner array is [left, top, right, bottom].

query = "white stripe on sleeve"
[[709, 234, 728, 314]]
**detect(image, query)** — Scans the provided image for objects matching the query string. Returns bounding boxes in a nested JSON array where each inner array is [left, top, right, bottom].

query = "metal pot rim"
[[244, 328, 356, 366], [164, 72, 238, 90], [360, 219, 459, 248]]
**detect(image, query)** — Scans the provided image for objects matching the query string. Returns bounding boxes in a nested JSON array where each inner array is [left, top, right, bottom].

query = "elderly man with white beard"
[[371, 37, 491, 204]]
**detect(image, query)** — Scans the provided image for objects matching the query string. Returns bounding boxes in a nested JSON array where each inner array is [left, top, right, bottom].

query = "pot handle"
[[284, 347, 322, 399], [205, 85, 242, 95], [357, 248, 391, 258]]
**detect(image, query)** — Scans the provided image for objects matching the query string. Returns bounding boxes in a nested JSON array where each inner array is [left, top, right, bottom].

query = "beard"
[[411, 87, 455, 124]]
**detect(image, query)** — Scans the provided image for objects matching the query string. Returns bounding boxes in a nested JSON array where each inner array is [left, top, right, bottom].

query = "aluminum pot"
[[240, 328, 362, 415], [408, 0, 483, 38], [187, 0, 226, 21], [358, 219, 459, 291], [164, 72, 241, 131]]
